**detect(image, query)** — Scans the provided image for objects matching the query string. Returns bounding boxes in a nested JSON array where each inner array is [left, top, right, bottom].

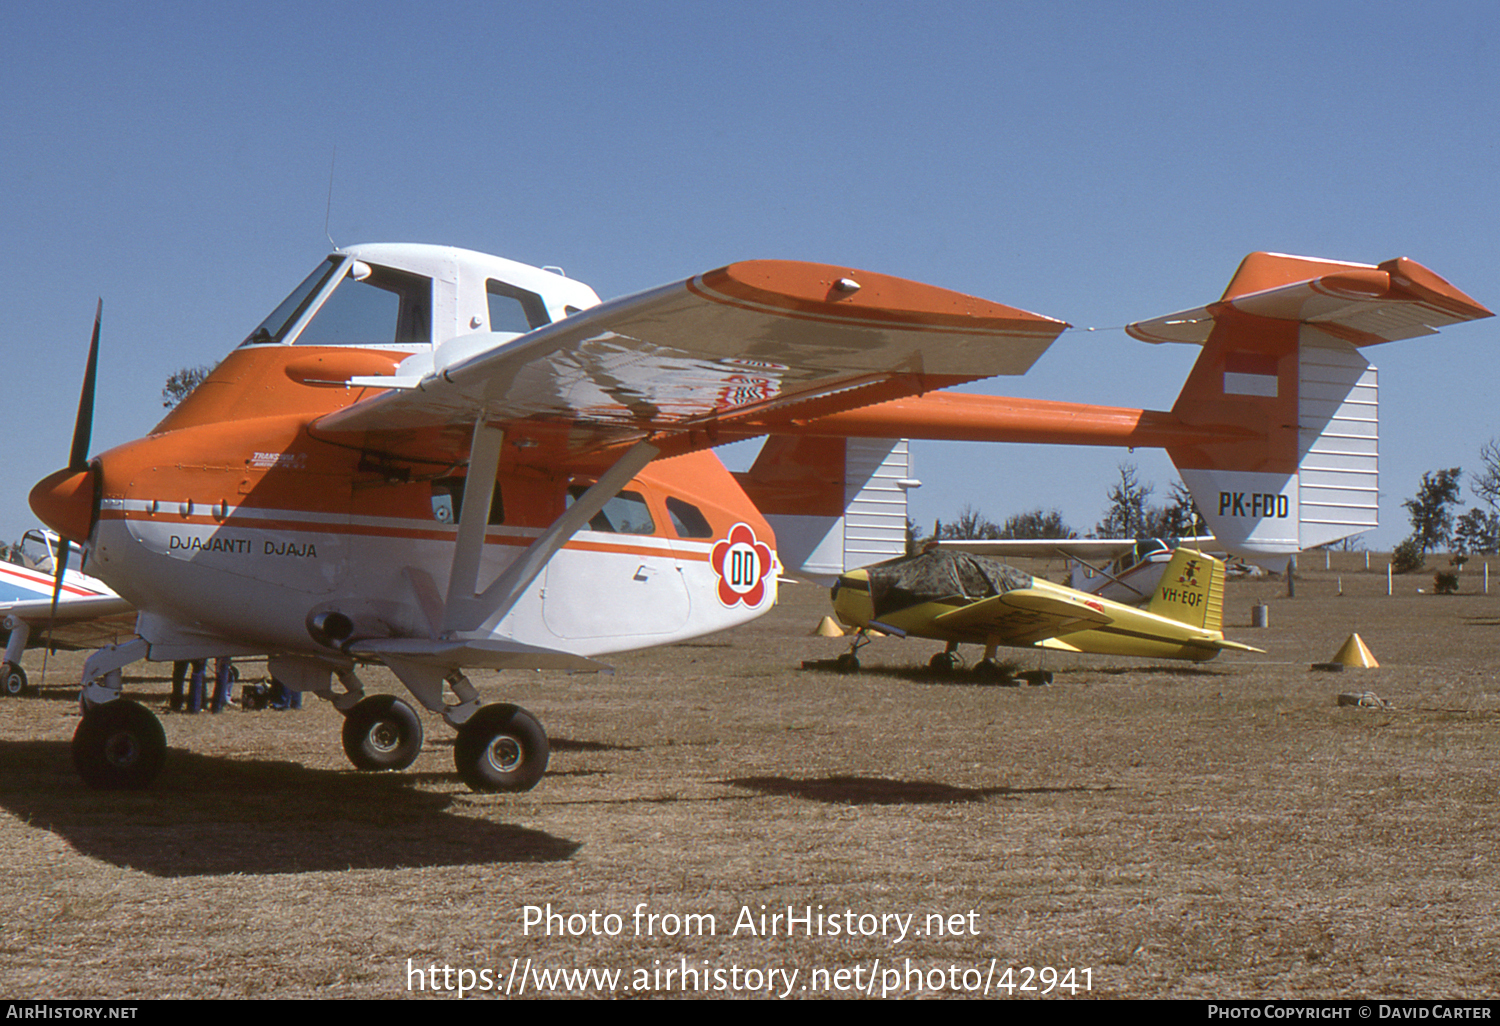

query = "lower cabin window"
[[431, 478, 504, 525], [566, 486, 655, 535]]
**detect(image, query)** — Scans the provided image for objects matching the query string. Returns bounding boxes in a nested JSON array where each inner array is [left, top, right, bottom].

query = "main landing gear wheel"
[[341, 695, 424, 771], [453, 704, 549, 793], [1, 662, 27, 697], [972, 660, 1019, 686], [929, 651, 961, 675], [834, 653, 860, 673], [73, 699, 166, 790]]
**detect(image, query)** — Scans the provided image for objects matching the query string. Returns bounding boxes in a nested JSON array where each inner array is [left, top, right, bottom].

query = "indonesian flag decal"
[[711, 523, 773, 608]]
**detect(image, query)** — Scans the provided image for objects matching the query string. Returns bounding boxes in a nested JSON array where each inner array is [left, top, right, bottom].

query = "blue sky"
[[3, 1, 1495, 551]]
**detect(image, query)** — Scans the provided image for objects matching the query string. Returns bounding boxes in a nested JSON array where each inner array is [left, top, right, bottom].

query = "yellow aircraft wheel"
[[928, 651, 961, 674], [972, 660, 1019, 686]]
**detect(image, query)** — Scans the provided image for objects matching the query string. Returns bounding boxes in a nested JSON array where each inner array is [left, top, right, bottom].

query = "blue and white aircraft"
[[1, 528, 135, 695]]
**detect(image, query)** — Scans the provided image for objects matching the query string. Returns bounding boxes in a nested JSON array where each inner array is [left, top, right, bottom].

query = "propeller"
[[47, 299, 103, 622]]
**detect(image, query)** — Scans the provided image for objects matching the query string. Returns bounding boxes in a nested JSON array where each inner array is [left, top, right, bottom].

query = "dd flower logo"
[[711, 523, 772, 607]]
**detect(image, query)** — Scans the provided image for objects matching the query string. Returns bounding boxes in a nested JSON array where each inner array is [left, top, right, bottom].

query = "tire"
[[834, 653, 860, 673], [973, 660, 1018, 686], [453, 704, 549, 793], [1, 662, 26, 698], [928, 651, 960, 675], [341, 695, 424, 771], [73, 700, 167, 790]]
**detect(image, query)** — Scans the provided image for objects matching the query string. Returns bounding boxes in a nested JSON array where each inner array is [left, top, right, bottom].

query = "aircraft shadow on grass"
[[0, 740, 580, 878], [725, 775, 1104, 806]]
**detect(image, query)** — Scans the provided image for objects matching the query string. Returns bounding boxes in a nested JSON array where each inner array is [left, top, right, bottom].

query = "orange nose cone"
[[30, 467, 96, 542]]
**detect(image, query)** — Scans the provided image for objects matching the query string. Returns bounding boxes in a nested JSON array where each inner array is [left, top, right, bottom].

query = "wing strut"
[[441, 420, 507, 628], [440, 432, 662, 636]]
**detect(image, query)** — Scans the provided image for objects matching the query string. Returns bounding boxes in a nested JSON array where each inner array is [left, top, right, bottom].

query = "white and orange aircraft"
[[29, 245, 1489, 791]]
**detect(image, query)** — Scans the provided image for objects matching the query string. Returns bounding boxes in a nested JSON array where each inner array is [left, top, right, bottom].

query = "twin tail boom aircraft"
[[28, 243, 1490, 790]]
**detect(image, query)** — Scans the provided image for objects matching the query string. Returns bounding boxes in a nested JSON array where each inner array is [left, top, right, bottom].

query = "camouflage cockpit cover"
[[864, 550, 1033, 620]]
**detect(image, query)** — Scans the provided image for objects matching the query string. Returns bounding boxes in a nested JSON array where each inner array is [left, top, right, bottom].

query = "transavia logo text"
[[1218, 491, 1290, 519]]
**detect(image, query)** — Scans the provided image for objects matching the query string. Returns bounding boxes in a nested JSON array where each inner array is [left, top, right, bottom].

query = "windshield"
[[240, 257, 344, 346], [238, 256, 433, 348], [19, 530, 83, 574], [294, 264, 431, 346]]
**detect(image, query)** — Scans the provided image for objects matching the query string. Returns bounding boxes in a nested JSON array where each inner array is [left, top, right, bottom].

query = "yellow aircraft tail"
[[1144, 549, 1225, 632]]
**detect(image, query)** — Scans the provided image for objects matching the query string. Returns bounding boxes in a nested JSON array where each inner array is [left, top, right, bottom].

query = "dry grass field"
[[2, 551, 1498, 1000]]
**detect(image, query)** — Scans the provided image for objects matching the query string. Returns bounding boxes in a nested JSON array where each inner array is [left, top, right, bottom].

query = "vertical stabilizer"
[[734, 437, 919, 582], [1127, 252, 1491, 567], [1144, 549, 1226, 633]]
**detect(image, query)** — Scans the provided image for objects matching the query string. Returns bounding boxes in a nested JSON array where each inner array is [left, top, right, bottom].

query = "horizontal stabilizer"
[[1127, 253, 1491, 348]]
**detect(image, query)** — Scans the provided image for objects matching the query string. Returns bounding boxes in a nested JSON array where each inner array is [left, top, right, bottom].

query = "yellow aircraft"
[[828, 546, 1261, 678]]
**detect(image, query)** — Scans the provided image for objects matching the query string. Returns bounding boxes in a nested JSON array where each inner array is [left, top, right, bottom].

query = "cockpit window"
[[240, 257, 342, 346], [487, 279, 550, 333], [295, 264, 431, 346], [19, 530, 83, 573]]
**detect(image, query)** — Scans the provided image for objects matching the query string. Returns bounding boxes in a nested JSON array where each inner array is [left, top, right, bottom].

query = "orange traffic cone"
[[812, 616, 845, 638], [1330, 633, 1379, 668]]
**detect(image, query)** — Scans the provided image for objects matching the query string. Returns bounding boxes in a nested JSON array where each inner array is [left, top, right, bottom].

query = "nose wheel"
[[73, 699, 166, 790], [453, 703, 549, 792]]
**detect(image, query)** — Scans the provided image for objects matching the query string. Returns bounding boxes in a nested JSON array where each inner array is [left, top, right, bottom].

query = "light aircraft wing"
[[937, 538, 1135, 559], [0, 561, 136, 651], [314, 261, 1068, 447], [937, 537, 1214, 559], [930, 588, 1115, 646]]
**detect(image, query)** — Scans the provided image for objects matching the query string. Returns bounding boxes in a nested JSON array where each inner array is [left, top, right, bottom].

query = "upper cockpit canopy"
[[238, 244, 602, 350]]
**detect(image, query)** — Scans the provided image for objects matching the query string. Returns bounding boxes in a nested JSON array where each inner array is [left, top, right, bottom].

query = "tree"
[[1153, 479, 1201, 538], [1391, 537, 1426, 574], [1095, 463, 1154, 539], [998, 508, 1073, 539], [1454, 508, 1499, 556], [1472, 439, 1500, 515], [162, 364, 215, 409], [1402, 468, 1464, 555], [940, 504, 1000, 540]]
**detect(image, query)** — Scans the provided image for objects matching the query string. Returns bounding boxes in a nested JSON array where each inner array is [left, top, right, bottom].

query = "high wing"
[[314, 260, 1068, 452], [929, 586, 1115, 646]]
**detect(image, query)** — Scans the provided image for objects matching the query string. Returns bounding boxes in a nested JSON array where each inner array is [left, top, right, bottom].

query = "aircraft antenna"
[[324, 146, 338, 249]]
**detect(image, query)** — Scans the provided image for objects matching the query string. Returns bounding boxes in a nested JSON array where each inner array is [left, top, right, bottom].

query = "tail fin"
[[734, 436, 919, 583], [1128, 253, 1492, 566], [1145, 549, 1226, 632]]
